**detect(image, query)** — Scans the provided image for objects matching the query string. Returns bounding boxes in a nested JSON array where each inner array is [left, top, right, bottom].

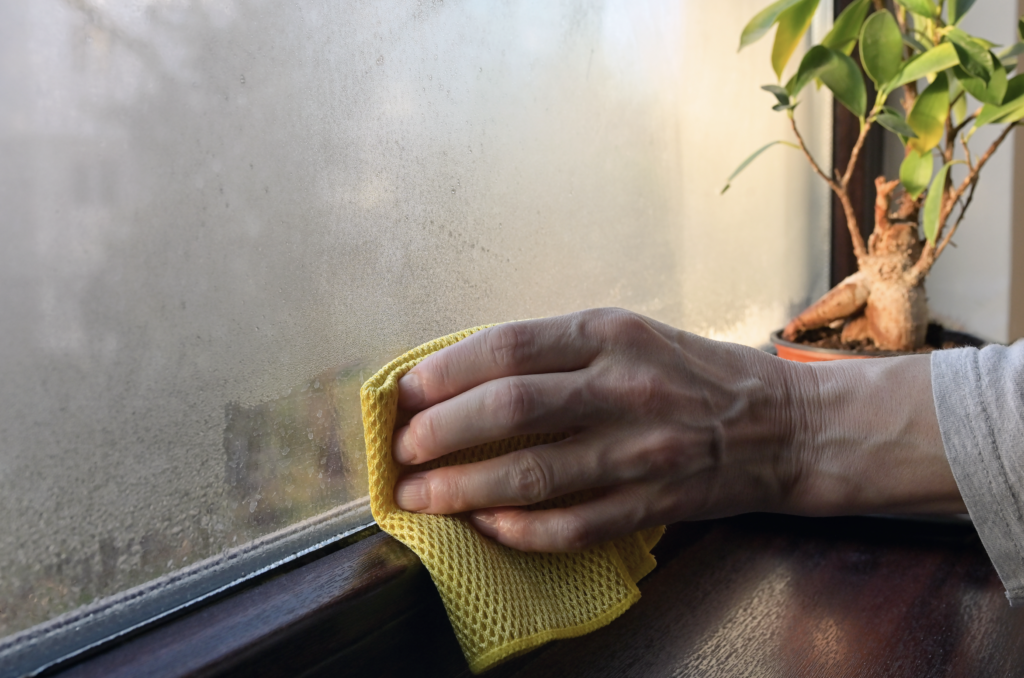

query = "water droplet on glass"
[[240, 74, 246, 85], [308, 432, 314, 439], [316, 410, 322, 418], [314, 380, 320, 389]]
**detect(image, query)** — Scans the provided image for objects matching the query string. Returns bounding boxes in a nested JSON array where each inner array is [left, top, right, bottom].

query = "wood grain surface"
[[507, 515, 1024, 678]]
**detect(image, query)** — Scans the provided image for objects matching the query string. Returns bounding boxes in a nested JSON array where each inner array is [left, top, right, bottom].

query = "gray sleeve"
[[932, 342, 1024, 606]]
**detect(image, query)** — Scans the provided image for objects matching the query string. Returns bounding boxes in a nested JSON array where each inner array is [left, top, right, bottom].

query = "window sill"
[[50, 514, 1021, 678], [49, 527, 471, 678]]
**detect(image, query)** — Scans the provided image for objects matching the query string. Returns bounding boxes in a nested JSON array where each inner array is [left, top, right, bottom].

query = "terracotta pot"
[[770, 327, 985, 364]]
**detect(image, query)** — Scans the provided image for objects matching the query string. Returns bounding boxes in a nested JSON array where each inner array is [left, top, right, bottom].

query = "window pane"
[[0, 0, 830, 642]]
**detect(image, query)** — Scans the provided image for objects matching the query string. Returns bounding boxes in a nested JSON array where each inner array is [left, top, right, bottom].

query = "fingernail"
[[395, 473, 430, 512], [398, 372, 424, 409], [392, 426, 415, 465], [471, 510, 498, 536]]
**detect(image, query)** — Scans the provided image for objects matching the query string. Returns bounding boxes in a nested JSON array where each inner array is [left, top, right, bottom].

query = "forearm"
[[786, 354, 966, 516]]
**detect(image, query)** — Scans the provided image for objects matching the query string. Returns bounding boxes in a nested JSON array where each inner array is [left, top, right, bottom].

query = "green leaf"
[[822, 51, 867, 118], [1000, 43, 1024, 60], [900, 149, 935, 198], [945, 27, 994, 84], [948, 0, 976, 25], [952, 91, 968, 124], [772, 0, 820, 79], [721, 140, 799, 194], [954, 60, 1007, 105], [922, 162, 954, 245], [998, 42, 1024, 71], [790, 46, 867, 116], [822, 0, 871, 55], [903, 33, 930, 54], [1019, 18, 1024, 42], [997, 101, 1024, 123], [860, 10, 904, 86], [895, 0, 938, 19], [740, 0, 806, 50], [1003, 73, 1024, 102], [788, 46, 830, 97], [908, 71, 950, 152], [762, 84, 791, 106], [971, 75, 1024, 133], [876, 110, 919, 138], [973, 93, 1024, 134], [887, 42, 960, 89]]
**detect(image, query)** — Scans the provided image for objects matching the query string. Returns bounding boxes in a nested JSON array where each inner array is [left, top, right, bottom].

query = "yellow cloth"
[[360, 324, 664, 673]]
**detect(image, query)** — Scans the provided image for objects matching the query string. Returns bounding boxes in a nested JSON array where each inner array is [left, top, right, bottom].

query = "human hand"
[[390, 308, 804, 551]]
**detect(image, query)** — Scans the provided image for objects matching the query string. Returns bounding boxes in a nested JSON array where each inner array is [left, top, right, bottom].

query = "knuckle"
[[575, 307, 629, 340], [623, 370, 669, 414], [432, 469, 468, 512], [508, 450, 551, 504], [559, 513, 593, 551], [642, 434, 684, 476], [411, 411, 440, 454], [492, 377, 535, 429], [501, 512, 533, 548], [486, 323, 530, 370], [605, 308, 651, 342], [428, 348, 459, 395]]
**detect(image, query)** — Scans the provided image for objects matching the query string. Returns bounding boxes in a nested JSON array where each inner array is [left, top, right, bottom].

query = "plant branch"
[[935, 178, 978, 260], [790, 116, 838, 190], [840, 118, 874, 191], [959, 133, 974, 173], [951, 111, 979, 139], [943, 114, 956, 163], [947, 122, 1016, 216], [790, 116, 867, 263], [909, 122, 1018, 283]]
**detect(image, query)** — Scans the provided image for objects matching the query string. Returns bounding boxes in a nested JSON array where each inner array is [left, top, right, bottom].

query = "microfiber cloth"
[[361, 324, 665, 673]]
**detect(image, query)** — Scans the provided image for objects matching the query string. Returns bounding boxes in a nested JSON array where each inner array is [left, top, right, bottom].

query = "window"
[[0, 0, 832, 672]]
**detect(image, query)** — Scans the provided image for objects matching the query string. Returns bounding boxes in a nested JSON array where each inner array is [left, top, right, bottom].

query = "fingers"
[[394, 426, 697, 515], [394, 438, 609, 513], [397, 314, 602, 411], [467, 485, 653, 552], [394, 372, 594, 465]]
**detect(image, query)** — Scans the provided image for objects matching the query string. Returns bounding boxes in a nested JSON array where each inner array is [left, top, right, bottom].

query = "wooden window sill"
[[50, 514, 1024, 678]]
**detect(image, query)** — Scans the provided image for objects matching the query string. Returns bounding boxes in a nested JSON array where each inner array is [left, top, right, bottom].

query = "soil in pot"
[[772, 323, 985, 364]]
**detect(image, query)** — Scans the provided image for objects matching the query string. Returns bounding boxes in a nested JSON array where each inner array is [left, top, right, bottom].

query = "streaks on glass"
[[224, 362, 369, 531]]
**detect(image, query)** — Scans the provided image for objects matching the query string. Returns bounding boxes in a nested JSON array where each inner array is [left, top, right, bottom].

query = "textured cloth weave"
[[932, 341, 1024, 606], [361, 325, 664, 673]]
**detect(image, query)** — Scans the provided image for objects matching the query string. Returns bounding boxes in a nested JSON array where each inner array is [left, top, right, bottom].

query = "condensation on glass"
[[0, 0, 831, 638]]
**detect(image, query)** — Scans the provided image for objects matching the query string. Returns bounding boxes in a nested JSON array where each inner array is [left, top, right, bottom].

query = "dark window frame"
[[830, 0, 885, 288]]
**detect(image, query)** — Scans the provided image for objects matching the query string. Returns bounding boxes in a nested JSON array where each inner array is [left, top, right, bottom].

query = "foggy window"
[[0, 0, 830, 651]]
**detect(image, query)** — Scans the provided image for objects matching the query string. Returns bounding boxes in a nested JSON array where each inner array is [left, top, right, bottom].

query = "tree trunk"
[[783, 178, 930, 352]]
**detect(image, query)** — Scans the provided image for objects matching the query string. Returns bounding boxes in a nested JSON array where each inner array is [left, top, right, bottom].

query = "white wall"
[[918, 0, 1017, 342]]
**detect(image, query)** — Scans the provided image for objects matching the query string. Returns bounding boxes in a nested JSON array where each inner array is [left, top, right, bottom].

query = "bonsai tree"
[[725, 0, 1024, 351]]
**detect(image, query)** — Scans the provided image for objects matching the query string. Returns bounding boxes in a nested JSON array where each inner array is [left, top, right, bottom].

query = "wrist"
[[783, 354, 964, 516]]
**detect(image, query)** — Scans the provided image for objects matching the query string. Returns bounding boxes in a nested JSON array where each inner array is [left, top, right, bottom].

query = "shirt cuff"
[[932, 345, 1024, 606]]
